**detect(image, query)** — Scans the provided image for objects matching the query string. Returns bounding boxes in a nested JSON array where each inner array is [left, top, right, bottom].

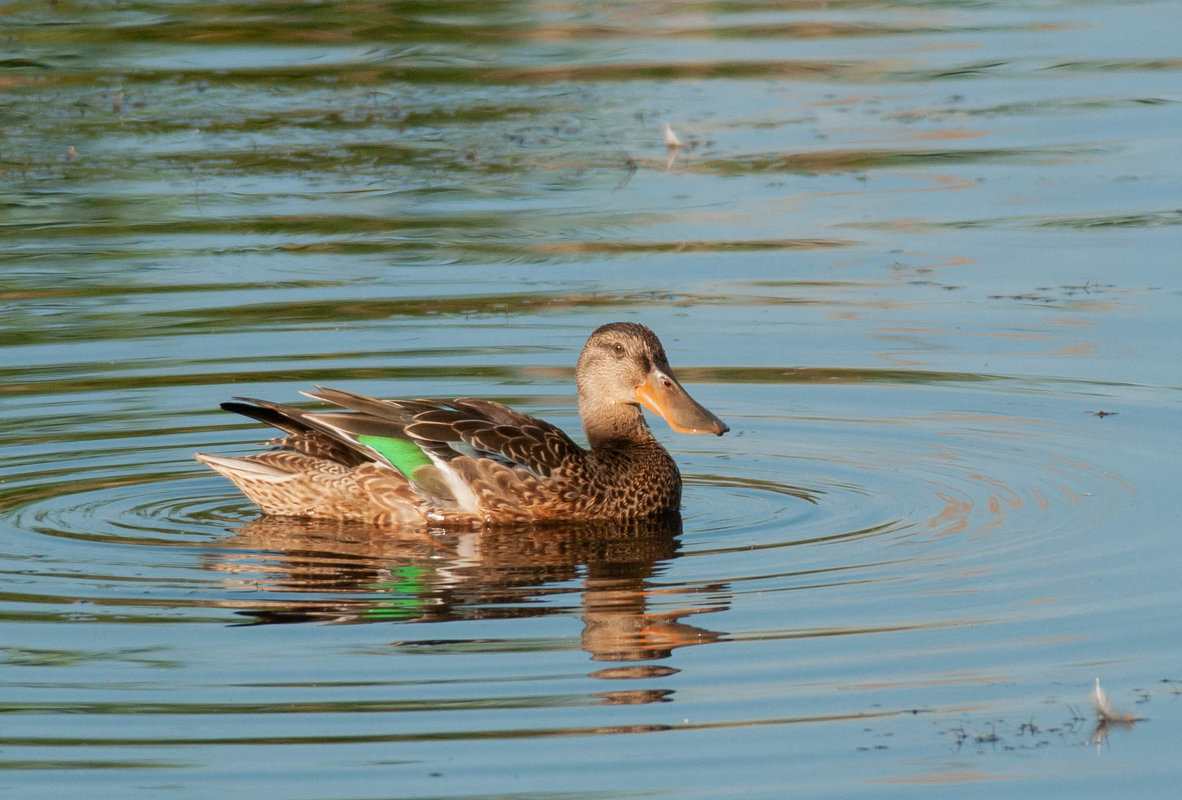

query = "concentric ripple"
[[0, 376, 1134, 636], [674, 396, 1136, 630]]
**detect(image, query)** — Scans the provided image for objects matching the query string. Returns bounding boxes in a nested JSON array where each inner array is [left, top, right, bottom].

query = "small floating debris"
[[1089, 677, 1139, 724], [664, 122, 684, 148], [1087, 410, 1118, 418], [1087, 677, 1143, 746], [614, 151, 637, 190]]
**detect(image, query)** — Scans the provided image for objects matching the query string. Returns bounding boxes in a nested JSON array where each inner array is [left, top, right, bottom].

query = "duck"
[[195, 322, 728, 527]]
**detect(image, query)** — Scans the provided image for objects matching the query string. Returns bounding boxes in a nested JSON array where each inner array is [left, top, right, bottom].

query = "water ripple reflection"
[[0, 378, 1133, 661], [4, 0, 1182, 794]]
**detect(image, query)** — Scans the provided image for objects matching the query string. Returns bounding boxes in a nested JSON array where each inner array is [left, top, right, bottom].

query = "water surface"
[[2, 1, 1181, 797]]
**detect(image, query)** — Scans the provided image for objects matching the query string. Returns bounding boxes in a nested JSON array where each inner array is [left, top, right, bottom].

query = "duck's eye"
[[613, 343, 625, 355]]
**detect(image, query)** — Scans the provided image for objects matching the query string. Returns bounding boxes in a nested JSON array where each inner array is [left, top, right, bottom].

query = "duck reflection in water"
[[204, 512, 729, 675]]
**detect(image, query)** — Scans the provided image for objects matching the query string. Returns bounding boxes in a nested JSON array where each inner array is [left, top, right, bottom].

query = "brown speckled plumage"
[[195, 322, 728, 527]]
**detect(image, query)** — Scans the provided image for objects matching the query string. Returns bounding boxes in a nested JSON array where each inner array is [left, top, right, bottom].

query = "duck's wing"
[[216, 392, 454, 502], [213, 387, 587, 518], [307, 387, 587, 479]]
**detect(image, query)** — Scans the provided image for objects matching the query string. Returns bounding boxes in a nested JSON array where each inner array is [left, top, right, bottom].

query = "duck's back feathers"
[[303, 387, 586, 478], [199, 388, 595, 526]]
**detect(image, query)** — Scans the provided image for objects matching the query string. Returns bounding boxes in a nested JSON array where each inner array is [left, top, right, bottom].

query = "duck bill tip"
[[670, 417, 730, 436], [635, 372, 728, 436]]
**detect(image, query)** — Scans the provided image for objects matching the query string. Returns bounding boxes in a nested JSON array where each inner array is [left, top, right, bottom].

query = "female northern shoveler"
[[195, 322, 728, 526]]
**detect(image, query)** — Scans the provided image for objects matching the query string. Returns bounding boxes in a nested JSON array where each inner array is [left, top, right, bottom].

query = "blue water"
[[2, 1, 1180, 797]]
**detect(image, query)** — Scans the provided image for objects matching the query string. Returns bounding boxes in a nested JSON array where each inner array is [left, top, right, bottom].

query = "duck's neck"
[[579, 395, 657, 450]]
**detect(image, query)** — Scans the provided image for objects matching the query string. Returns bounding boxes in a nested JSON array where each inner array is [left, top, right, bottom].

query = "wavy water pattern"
[[2, 1, 1181, 798]]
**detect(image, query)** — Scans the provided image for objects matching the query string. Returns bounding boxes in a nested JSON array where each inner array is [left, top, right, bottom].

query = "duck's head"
[[575, 322, 729, 443]]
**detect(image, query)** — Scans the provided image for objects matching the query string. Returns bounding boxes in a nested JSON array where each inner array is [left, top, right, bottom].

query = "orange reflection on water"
[[872, 770, 1035, 785]]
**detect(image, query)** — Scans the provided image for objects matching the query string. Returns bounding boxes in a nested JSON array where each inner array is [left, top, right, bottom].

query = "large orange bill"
[[635, 368, 729, 436]]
